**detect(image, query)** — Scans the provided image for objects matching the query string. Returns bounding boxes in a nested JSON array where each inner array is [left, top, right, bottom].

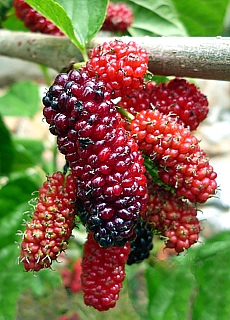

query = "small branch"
[[0, 30, 230, 81], [0, 30, 83, 72]]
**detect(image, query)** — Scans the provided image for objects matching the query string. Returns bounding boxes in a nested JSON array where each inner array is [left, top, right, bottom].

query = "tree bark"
[[0, 30, 230, 81]]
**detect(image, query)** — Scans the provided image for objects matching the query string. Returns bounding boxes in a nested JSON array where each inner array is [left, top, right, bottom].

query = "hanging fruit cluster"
[[16, 1, 217, 313]]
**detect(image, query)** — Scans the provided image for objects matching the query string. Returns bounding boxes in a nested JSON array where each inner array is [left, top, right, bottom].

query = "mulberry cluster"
[[130, 109, 217, 203], [43, 68, 148, 248], [20, 172, 77, 272], [13, 0, 64, 36], [81, 232, 130, 311], [18, 39, 218, 312], [101, 2, 133, 33]]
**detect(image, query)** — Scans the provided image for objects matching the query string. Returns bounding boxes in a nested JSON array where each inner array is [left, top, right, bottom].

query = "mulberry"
[[81, 232, 130, 311], [14, 0, 64, 36], [102, 2, 133, 33], [43, 69, 148, 247], [20, 172, 77, 271], [130, 109, 217, 203]]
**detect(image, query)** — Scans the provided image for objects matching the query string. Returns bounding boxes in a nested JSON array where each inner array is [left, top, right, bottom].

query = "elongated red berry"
[[85, 39, 148, 97], [81, 232, 130, 311], [146, 177, 200, 253], [102, 2, 133, 33], [43, 69, 148, 247], [130, 109, 217, 203], [14, 0, 64, 36], [20, 172, 77, 271]]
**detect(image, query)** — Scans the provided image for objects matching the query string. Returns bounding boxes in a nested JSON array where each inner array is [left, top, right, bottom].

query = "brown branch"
[[0, 30, 230, 81]]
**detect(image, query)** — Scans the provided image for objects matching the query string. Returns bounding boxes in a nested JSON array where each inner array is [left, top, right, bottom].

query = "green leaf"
[[0, 0, 12, 23], [25, 0, 108, 51], [0, 243, 61, 320], [0, 81, 40, 117], [171, 0, 230, 36], [12, 138, 45, 172], [0, 174, 39, 221], [2, 7, 29, 31], [146, 262, 196, 320], [0, 115, 14, 175], [55, 0, 109, 50], [0, 244, 28, 320], [117, 0, 188, 37], [189, 232, 230, 320]]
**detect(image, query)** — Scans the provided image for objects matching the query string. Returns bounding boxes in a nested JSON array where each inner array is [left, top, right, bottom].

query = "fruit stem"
[[72, 62, 86, 70], [81, 48, 89, 62], [116, 106, 135, 121]]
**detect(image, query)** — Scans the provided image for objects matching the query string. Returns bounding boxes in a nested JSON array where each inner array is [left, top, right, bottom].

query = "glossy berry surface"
[[81, 232, 130, 311], [127, 220, 153, 265], [146, 178, 200, 253], [14, 0, 64, 36], [20, 172, 77, 271], [85, 39, 148, 97], [101, 2, 133, 33], [150, 78, 209, 131], [130, 109, 217, 203], [43, 69, 148, 247]]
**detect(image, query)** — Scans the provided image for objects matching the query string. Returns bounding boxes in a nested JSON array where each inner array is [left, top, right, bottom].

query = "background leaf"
[[171, 0, 230, 36], [189, 232, 230, 320], [0, 115, 14, 175], [25, 0, 108, 51], [0, 243, 62, 320], [113, 0, 188, 36], [12, 138, 45, 172], [146, 261, 196, 320], [0, 0, 12, 24], [0, 81, 40, 117]]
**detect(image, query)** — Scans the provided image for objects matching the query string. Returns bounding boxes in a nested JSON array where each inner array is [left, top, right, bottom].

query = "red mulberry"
[[14, 0, 64, 36], [150, 78, 209, 131], [102, 2, 133, 33], [81, 232, 130, 311], [20, 172, 77, 271], [130, 109, 217, 203], [146, 178, 200, 253], [85, 39, 148, 97], [43, 69, 148, 247]]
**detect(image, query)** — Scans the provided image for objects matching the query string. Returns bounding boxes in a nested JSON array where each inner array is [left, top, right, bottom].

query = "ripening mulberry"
[[20, 172, 77, 271], [101, 2, 133, 33], [14, 0, 64, 36], [130, 109, 217, 203], [42, 69, 148, 247], [145, 178, 200, 253], [127, 220, 153, 265], [81, 232, 130, 311], [150, 78, 209, 131], [85, 39, 148, 97], [118, 78, 208, 130]]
